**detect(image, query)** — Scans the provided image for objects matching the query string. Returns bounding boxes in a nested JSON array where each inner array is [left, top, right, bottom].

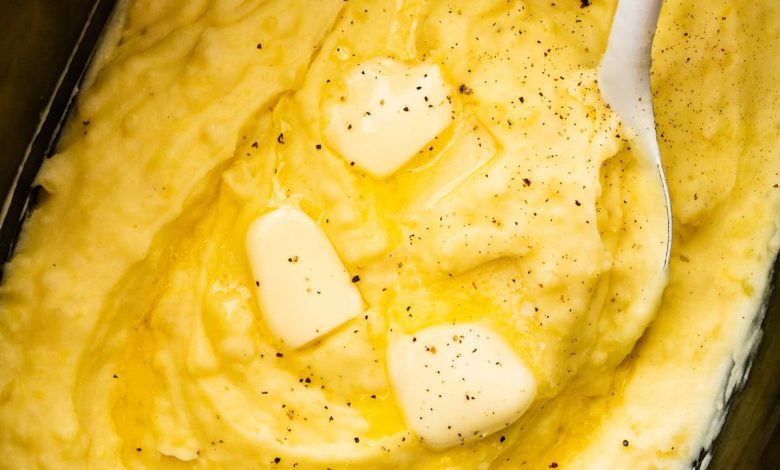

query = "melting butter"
[[325, 59, 454, 178], [246, 206, 364, 348], [387, 323, 537, 449]]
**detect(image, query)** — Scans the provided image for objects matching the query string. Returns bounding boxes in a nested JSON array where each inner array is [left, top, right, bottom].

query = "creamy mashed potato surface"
[[0, 0, 778, 468]]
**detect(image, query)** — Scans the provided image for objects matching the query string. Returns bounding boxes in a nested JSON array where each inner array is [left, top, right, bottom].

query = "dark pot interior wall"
[[0, 0, 115, 260], [0, 1, 88, 179], [0, 1, 778, 468]]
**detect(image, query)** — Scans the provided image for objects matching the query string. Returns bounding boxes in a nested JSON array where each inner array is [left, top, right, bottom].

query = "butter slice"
[[387, 323, 536, 449], [246, 207, 363, 348], [326, 59, 454, 178]]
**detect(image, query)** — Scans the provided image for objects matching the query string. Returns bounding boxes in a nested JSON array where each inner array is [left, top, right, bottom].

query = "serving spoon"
[[598, 0, 672, 269]]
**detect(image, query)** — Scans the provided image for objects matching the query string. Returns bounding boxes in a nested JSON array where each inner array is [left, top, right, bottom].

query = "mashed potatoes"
[[0, 0, 778, 468]]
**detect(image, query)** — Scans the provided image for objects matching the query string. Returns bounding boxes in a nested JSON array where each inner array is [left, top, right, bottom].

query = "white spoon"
[[598, 0, 672, 269]]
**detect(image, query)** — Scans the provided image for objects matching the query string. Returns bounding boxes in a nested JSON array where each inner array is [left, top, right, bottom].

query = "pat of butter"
[[387, 323, 536, 449], [325, 59, 454, 178], [246, 207, 363, 348]]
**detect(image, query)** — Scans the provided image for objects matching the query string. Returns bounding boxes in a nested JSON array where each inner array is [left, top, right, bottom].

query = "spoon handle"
[[598, 0, 672, 270], [599, 0, 663, 158]]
